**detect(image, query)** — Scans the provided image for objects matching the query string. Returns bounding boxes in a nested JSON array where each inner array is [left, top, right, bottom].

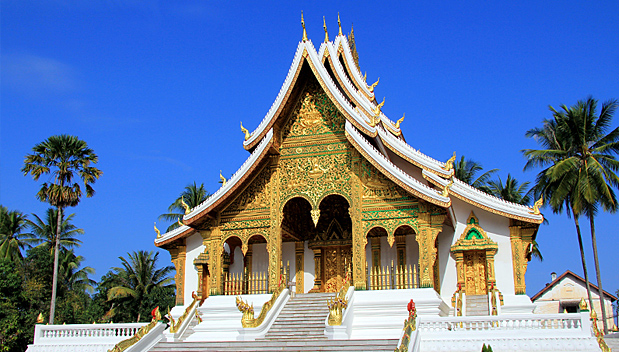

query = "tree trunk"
[[589, 215, 608, 334], [49, 206, 63, 324], [571, 209, 594, 311]]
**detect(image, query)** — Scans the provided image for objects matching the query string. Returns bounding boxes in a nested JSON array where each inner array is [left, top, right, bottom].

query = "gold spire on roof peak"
[[301, 11, 308, 42], [323, 16, 329, 42], [338, 13, 342, 36]]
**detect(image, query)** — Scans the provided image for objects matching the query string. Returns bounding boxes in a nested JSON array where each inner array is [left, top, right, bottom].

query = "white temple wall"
[[450, 198, 516, 296], [229, 246, 244, 274], [184, 232, 204, 305], [252, 243, 268, 274], [281, 242, 296, 282], [303, 241, 315, 293], [405, 234, 419, 267], [438, 226, 457, 302], [379, 236, 397, 267]]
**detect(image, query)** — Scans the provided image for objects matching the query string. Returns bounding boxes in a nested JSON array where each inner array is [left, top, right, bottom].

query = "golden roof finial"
[[301, 11, 308, 42], [531, 196, 543, 215], [363, 72, 367, 81], [369, 77, 379, 92], [337, 13, 342, 36], [220, 170, 227, 186], [441, 177, 454, 197], [154, 222, 161, 238], [371, 98, 385, 127], [323, 16, 329, 43], [181, 196, 190, 215], [177, 217, 184, 228], [443, 152, 457, 171], [240, 122, 250, 141], [396, 113, 405, 129], [36, 313, 44, 324], [579, 297, 589, 311]]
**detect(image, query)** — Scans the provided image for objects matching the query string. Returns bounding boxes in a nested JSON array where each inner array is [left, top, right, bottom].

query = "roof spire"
[[338, 13, 342, 36], [323, 16, 329, 42], [301, 11, 308, 42]]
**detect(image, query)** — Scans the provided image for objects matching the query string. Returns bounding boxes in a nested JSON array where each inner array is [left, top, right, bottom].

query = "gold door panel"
[[322, 246, 352, 292], [464, 250, 487, 295]]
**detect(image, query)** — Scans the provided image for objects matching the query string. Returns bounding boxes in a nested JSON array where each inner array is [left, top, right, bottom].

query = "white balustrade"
[[33, 322, 147, 344]]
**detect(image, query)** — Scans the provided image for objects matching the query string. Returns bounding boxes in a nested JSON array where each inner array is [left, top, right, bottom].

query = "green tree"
[[107, 250, 174, 322], [58, 249, 96, 294], [22, 134, 102, 324], [486, 174, 533, 205], [27, 208, 84, 254], [0, 206, 36, 263], [485, 175, 543, 261], [523, 97, 619, 333], [158, 182, 210, 232], [453, 156, 498, 192]]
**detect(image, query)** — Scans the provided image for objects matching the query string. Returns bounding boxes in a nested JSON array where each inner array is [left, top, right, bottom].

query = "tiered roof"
[[155, 23, 542, 246]]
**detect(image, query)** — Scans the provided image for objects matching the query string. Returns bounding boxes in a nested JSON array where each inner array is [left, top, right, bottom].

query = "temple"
[[27, 19, 610, 352], [154, 19, 544, 316]]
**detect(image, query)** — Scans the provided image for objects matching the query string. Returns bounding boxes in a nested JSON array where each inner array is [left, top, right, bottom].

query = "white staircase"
[[466, 294, 489, 316], [151, 292, 398, 351]]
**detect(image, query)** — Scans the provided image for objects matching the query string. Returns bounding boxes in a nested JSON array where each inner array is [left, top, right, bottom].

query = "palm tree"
[[524, 97, 619, 333], [485, 174, 542, 261], [107, 250, 174, 322], [158, 182, 210, 232], [22, 134, 102, 324], [0, 205, 37, 263], [27, 208, 84, 253], [486, 174, 533, 205], [453, 156, 498, 192], [58, 249, 96, 293]]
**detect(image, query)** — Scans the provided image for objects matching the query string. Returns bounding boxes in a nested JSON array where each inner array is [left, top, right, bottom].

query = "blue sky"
[[1, 1, 618, 302]]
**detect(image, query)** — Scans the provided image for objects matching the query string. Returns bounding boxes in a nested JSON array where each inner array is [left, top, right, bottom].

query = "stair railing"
[[235, 276, 286, 328], [107, 307, 166, 352], [168, 293, 202, 340]]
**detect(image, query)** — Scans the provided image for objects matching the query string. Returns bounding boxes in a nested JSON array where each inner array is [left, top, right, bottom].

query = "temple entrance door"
[[322, 245, 352, 292], [464, 250, 487, 295]]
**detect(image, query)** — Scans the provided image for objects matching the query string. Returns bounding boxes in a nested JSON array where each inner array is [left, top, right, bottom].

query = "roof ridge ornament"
[[396, 113, 405, 129], [531, 196, 543, 215], [369, 77, 379, 92], [441, 177, 454, 197], [154, 222, 161, 238], [301, 11, 308, 42], [240, 122, 250, 141], [323, 16, 329, 43], [220, 170, 227, 186], [338, 13, 342, 36], [181, 196, 190, 215], [442, 152, 456, 171], [370, 97, 385, 127]]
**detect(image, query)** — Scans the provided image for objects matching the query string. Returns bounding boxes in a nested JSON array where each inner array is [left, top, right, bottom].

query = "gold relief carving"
[[387, 233, 395, 247], [209, 227, 223, 295], [242, 242, 249, 255], [464, 251, 487, 295], [295, 241, 304, 294], [350, 163, 366, 290], [416, 208, 446, 289], [298, 92, 323, 129], [169, 242, 186, 305], [310, 209, 320, 226], [310, 248, 322, 292], [509, 220, 535, 294], [224, 166, 271, 216]]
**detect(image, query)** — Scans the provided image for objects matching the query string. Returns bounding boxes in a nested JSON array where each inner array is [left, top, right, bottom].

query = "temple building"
[[28, 19, 610, 352], [153, 18, 544, 318]]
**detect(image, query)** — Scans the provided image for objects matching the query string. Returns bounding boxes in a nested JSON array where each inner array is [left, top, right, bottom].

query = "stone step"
[[151, 339, 399, 351]]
